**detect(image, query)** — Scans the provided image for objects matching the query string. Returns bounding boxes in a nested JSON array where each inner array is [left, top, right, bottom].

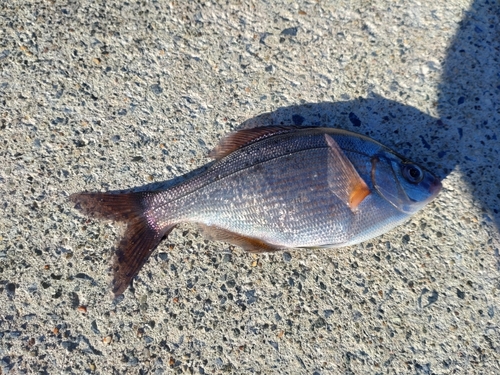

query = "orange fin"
[[70, 192, 175, 297], [198, 224, 283, 253], [209, 126, 302, 160], [324, 134, 370, 210]]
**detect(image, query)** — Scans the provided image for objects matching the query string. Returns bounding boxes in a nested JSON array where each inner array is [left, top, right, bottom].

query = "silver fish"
[[70, 126, 442, 296]]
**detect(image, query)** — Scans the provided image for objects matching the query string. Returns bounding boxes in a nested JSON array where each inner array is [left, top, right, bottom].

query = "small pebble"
[[128, 357, 138, 366], [103, 335, 112, 344], [136, 328, 144, 338]]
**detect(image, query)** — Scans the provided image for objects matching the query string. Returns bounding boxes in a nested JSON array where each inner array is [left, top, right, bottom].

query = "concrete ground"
[[1, 0, 499, 374]]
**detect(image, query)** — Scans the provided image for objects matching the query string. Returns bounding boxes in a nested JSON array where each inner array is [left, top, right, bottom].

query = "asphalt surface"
[[1, 0, 499, 374]]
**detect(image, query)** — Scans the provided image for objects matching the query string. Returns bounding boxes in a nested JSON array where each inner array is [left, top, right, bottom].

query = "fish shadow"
[[239, 97, 450, 178], [239, 0, 500, 231]]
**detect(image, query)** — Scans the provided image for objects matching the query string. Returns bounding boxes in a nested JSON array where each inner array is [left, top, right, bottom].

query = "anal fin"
[[198, 224, 283, 253]]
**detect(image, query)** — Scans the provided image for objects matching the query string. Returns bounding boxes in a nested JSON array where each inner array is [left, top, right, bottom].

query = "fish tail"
[[70, 192, 175, 297]]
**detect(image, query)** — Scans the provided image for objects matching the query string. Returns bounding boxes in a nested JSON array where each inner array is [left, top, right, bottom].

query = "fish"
[[70, 126, 442, 296]]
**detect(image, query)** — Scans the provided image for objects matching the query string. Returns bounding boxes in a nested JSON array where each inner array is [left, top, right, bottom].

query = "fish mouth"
[[402, 175, 442, 214], [429, 176, 442, 197]]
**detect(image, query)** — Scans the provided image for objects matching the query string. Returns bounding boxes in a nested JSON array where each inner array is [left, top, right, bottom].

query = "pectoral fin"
[[325, 134, 370, 211], [198, 224, 284, 253]]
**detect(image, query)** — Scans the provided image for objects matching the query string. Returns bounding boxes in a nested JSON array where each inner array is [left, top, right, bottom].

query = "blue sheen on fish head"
[[371, 151, 442, 214]]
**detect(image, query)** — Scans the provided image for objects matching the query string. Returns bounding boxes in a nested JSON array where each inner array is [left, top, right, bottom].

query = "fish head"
[[371, 151, 442, 214]]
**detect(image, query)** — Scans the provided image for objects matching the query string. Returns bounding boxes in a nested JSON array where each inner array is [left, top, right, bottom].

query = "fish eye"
[[402, 164, 424, 184]]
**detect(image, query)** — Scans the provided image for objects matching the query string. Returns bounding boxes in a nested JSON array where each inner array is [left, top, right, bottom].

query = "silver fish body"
[[71, 126, 441, 296]]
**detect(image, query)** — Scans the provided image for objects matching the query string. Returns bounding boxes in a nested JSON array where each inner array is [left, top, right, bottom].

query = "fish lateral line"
[[169, 145, 339, 204]]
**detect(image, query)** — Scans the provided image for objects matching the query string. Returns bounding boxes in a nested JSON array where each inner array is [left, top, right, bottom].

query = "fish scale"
[[191, 149, 345, 245], [70, 126, 441, 296]]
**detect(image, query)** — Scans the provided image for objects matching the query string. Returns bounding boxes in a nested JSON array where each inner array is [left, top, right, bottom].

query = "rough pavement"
[[1, 1, 499, 374]]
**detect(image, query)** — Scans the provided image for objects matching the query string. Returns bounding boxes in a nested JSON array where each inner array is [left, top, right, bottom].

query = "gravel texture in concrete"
[[1, 0, 499, 374]]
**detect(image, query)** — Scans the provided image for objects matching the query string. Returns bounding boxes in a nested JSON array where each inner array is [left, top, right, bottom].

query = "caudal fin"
[[70, 192, 175, 297]]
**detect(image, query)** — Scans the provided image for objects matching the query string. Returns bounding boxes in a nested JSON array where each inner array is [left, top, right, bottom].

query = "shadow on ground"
[[437, 0, 499, 229]]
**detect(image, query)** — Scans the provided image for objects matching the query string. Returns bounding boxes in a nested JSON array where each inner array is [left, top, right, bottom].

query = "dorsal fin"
[[208, 126, 302, 160]]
